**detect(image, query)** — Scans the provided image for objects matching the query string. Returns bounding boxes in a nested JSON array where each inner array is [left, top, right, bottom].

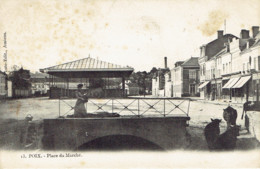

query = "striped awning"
[[198, 81, 210, 89], [222, 77, 240, 89], [232, 76, 251, 88], [222, 76, 230, 80]]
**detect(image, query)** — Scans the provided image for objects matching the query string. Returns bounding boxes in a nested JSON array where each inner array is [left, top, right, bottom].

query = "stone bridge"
[[42, 116, 190, 150]]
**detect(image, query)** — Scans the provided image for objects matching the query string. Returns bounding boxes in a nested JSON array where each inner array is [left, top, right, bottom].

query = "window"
[[203, 65, 206, 76], [258, 56, 260, 70], [189, 70, 196, 79], [226, 63, 228, 73], [213, 69, 215, 78]]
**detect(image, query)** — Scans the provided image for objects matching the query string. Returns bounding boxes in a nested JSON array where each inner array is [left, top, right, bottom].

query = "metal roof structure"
[[40, 57, 134, 78], [41, 56, 133, 71]]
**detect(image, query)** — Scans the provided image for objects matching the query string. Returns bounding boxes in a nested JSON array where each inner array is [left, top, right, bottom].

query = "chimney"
[[217, 30, 224, 39], [164, 56, 167, 69], [240, 29, 250, 39], [252, 26, 259, 38]]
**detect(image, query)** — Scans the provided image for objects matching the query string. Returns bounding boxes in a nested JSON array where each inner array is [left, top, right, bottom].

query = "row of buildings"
[[152, 57, 200, 98], [153, 26, 260, 103], [0, 71, 8, 99], [0, 70, 50, 99]]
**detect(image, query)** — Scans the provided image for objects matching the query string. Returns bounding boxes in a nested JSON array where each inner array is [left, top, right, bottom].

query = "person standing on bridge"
[[74, 84, 88, 117]]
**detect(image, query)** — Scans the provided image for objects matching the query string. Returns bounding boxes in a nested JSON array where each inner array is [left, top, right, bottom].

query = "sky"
[[0, 0, 259, 72]]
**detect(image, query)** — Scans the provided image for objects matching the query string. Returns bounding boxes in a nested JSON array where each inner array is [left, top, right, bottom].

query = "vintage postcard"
[[0, 0, 260, 168]]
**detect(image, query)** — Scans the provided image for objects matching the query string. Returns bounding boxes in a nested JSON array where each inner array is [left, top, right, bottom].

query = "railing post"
[[187, 99, 190, 116], [86, 102, 88, 114], [112, 99, 114, 113], [164, 99, 166, 117], [138, 99, 140, 117], [59, 96, 60, 117]]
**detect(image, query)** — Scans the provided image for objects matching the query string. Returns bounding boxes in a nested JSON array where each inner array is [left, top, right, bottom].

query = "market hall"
[[40, 57, 134, 98]]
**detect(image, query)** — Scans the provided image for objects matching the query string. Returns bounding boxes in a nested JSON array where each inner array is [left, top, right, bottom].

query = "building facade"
[[152, 57, 169, 97], [30, 72, 50, 96], [199, 26, 260, 103], [152, 68, 169, 97], [164, 72, 172, 97], [0, 71, 7, 99], [171, 57, 200, 97], [198, 30, 237, 100]]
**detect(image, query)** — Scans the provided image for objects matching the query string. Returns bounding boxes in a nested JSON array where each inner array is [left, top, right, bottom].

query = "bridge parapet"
[[58, 98, 191, 118]]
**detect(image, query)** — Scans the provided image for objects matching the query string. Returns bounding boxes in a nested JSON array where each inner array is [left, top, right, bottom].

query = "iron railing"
[[59, 97, 191, 118]]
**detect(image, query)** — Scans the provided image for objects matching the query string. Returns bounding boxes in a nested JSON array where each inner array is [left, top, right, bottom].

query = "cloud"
[[198, 10, 229, 36]]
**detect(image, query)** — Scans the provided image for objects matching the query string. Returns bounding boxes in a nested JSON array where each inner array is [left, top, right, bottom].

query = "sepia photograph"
[[0, 0, 260, 168]]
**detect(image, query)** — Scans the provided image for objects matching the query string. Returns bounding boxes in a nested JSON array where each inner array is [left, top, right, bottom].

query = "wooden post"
[[230, 89, 232, 100], [48, 75, 51, 98], [122, 77, 125, 97], [246, 82, 249, 102], [67, 78, 69, 97], [257, 83, 259, 102]]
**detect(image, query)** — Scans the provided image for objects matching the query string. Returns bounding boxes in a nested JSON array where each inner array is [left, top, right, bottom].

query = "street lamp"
[[213, 74, 217, 100], [142, 72, 147, 97]]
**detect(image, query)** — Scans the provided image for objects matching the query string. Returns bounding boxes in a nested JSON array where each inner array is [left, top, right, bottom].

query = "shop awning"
[[198, 81, 210, 89], [222, 76, 230, 80], [222, 77, 240, 89], [232, 76, 251, 88]]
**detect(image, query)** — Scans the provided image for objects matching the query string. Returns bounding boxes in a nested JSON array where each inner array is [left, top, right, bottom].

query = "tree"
[[89, 78, 104, 88], [9, 68, 31, 90], [129, 67, 159, 95], [10, 65, 20, 71]]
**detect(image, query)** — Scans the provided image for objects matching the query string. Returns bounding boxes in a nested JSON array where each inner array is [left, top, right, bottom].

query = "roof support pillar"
[[122, 77, 125, 97], [67, 78, 69, 97]]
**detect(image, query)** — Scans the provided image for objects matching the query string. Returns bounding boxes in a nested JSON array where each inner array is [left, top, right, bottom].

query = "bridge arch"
[[76, 134, 164, 151]]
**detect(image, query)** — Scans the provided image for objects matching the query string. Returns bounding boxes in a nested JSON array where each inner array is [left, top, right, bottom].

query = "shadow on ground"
[[0, 119, 259, 151], [186, 126, 260, 151]]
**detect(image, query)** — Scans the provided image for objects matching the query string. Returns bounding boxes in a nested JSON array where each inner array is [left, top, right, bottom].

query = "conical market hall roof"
[[40, 57, 134, 78], [41, 56, 133, 72]]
